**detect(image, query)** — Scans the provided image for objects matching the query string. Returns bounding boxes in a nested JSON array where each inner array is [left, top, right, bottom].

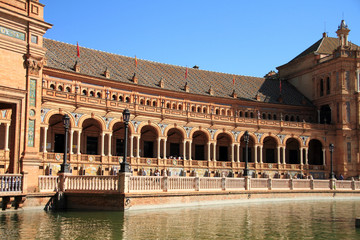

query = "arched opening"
[[308, 139, 323, 165], [97, 92, 102, 98], [263, 136, 277, 163], [167, 128, 184, 158], [240, 134, 255, 162], [89, 91, 95, 97], [112, 122, 132, 157], [140, 125, 158, 158], [58, 85, 63, 91], [286, 138, 300, 164], [119, 95, 123, 101], [65, 87, 71, 92], [216, 133, 232, 161], [48, 114, 72, 153], [146, 100, 151, 106], [82, 89, 87, 96], [49, 84, 55, 90], [192, 131, 208, 160], [81, 118, 102, 155]]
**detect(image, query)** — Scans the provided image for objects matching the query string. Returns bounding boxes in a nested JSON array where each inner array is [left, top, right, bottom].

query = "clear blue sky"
[[42, 0, 360, 78]]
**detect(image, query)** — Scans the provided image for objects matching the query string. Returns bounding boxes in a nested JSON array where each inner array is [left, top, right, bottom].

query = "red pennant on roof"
[[135, 55, 138, 68], [77, 42, 80, 58], [233, 76, 235, 85], [185, 67, 188, 79]]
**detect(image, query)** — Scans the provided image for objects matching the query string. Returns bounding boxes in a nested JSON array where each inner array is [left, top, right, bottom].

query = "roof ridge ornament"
[[208, 86, 214, 95], [104, 67, 110, 79], [132, 73, 138, 84], [74, 61, 80, 73], [231, 89, 237, 98], [184, 82, 189, 92]]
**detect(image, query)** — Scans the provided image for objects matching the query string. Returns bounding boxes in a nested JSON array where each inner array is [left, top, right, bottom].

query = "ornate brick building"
[[0, 0, 359, 191]]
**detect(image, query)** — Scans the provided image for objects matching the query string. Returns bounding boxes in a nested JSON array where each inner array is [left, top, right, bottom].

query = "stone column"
[[109, 133, 113, 156], [254, 145, 257, 163], [69, 129, 74, 154], [77, 130, 81, 154], [305, 148, 309, 165], [43, 126, 48, 153], [137, 136, 140, 158], [163, 138, 167, 159], [282, 147, 286, 164], [237, 144, 240, 162], [213, 142, 216, 161], [259, 145, 263, 163], [4, 123, 9, 151], [101, 132, 105, 156], [207, 142, 211, 161], [183, 140, 187, 160], [231, 143, 234, 162], [157, 138, 161, 159], [322, 148, 326, 166], [300, 147, 303, 165], [189, 141, 192, 160], [130, 135, 133, 157], [277, 146, 281, 164]]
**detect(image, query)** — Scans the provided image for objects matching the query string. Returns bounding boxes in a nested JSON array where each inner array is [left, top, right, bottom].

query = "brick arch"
[[108, 119, 135, 134], [137, 121, 161, 136], [260, 133, 281, 146], [43, 109, 76, 128], [213, 130, 235, 143], [163, 125, 186, 139], [77, 114, 106, 130], [188, 127, 211, 141], [306, 137, 325, 148], [283, 135, 303, 147]]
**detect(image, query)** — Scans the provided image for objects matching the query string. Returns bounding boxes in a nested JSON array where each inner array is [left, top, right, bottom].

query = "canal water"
[[1, 199, 360, 239]]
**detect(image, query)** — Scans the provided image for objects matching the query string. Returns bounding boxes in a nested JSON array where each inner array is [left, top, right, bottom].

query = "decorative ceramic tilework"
[[28, 120, 35, 147], [29, 79, 37, 107], [0, 25, 25, 40]]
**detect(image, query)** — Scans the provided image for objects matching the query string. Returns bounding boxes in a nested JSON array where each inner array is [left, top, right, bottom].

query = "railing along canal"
[[0, 174, 23, 193], [41, 175, 360, 194]]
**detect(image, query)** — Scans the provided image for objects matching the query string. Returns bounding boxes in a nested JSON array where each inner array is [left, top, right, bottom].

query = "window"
[[346, 102, 350, 122], [320, 79, 324, 96], [346, 71, 350, 90], [326, 77, 330, 94], [336, 72, 339, 89], [31, 35, 38, 44], [336, 103, 340, 123]]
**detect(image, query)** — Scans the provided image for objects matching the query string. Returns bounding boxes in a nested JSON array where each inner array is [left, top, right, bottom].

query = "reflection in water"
[[1, 199, 360, 239]]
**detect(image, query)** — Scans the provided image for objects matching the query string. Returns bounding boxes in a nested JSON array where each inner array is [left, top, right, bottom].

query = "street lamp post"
[[60, 114, 70, 173], [120, 109, 131, 172], [329, 143, 334, 179], [243, 131, 249, 177]]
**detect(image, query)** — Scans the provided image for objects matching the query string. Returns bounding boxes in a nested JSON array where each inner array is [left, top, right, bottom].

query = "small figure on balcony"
[[339, 174, 344, 180]]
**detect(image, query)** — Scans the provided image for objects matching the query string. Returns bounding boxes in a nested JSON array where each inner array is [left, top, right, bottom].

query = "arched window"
[[82, 89, 87, 96], [65, 87, 71, 92], [58, 85, 63, 91], [273, 114, 277, 120], [285, 115, 289, 121], [227, 110, 231, 116], [203, 107, 207, 114], [262, 113, 266, 119], [119, 95, 123, 101], [178, 104, 182, 110], [290, 116, 295, 121], [296, 116, 300, 122], [268, 114, 272, 120], [153, 101, 157, 107], [146, 100, 151, 106], [172, 103, 176, 109], [216, 109, 220, 115], [167, 103, 171, 109], [50, 84, 55, 90], [250, 112, 254, 118], [140, 99, 144, 105], [125, 97, 130, 103], [89, 91, 95, 97], [245, 112, 248, 118], [112, 95, 117, 100], [239, 111, 243, 117], [97, 92, 101, 98], [197, 106, 201, 112], [191, 106, 195, 112]]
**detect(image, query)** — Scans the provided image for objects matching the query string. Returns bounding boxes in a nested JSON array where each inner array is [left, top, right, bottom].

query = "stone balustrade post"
[[58, 173, 71, 192], [351, 177, 356, 190], [222, 175, 226, 190], [22, 172, 28, 194], [118, 172, 131, 193], [289, 176, 293, 190], [268, 177, 272, 190], [163, 176, 168, 192], [245, 176, 251, 190], [310, 175, 314, 190], [330, 178, 336, 190], [195, 176, 200, 191]]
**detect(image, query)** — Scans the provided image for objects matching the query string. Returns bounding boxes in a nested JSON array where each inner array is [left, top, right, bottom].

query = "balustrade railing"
[[129, 176, 163, 192], [200, 177, 222, 190], [65, 176, 118, 192], [0, 174, 22, 193], [168, 177, 195, 191], [38, 176, 59, 192]]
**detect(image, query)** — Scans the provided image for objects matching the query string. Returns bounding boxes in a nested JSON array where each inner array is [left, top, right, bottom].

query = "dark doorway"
[[86, 136, 98, 155], [144, 141, 154, 158], [289, 150, 299, 164], [219, 146, 228, 161], [195, 144, 205, 160], [320, 105, 331, 124], [265, 149, 275, 163], [170, 143, 180, 157], [54, 134, 65, 153], [116, 139, 124, 156]]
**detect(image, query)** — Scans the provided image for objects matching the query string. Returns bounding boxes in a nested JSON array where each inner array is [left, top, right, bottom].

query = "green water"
[[1, 199, 360, 239]]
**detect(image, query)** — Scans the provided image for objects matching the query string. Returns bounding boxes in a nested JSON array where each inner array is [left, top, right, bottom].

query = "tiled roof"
[[289, 37, 359, 63], [43, 38, 312, 106]]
